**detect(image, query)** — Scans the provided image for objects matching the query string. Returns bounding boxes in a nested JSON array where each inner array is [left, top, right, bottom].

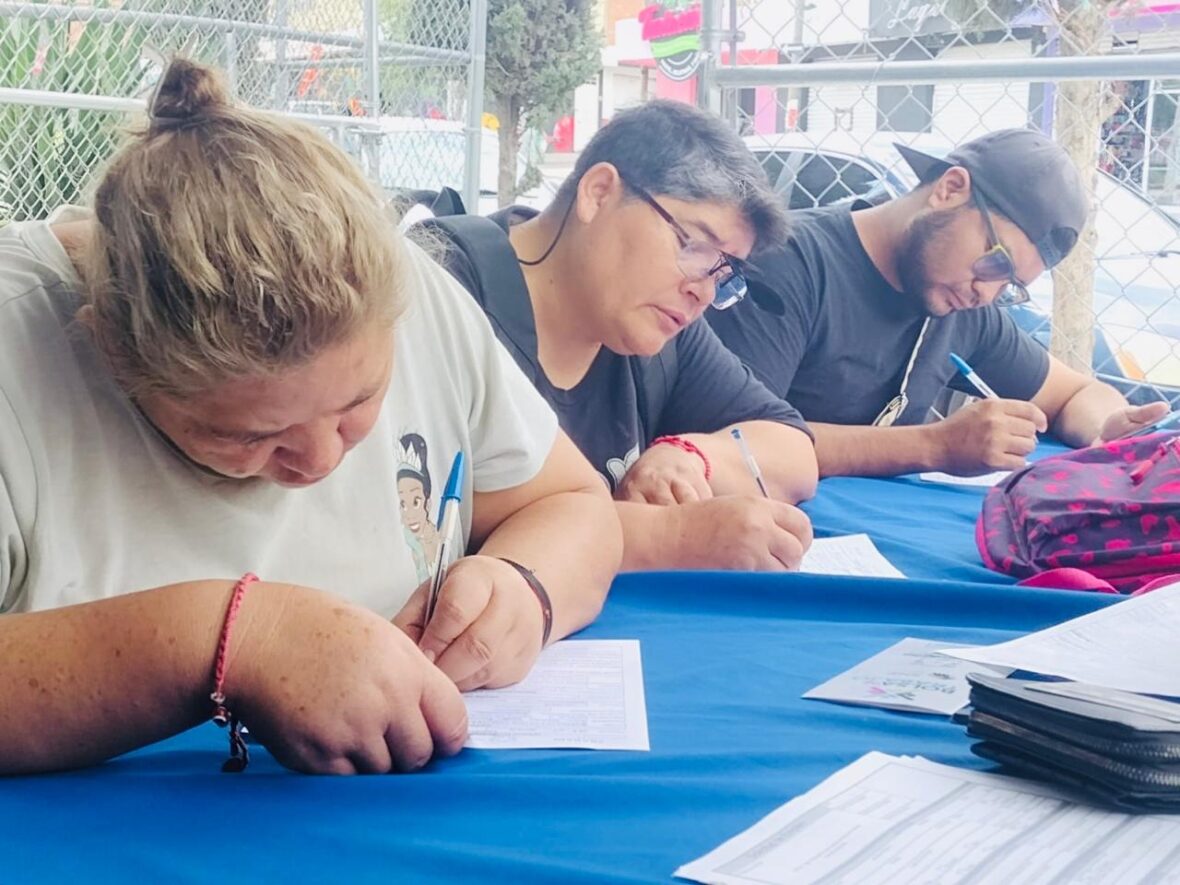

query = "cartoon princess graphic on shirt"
[[397, 432, 441, 582]]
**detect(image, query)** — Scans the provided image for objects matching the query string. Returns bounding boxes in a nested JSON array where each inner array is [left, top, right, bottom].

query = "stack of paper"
[[802, 637, 1008, 716], [463, 639, 650, 750], [799, 534, 905, 578], [943, 580, 1180, 697], [677, 752, 1180, 884]]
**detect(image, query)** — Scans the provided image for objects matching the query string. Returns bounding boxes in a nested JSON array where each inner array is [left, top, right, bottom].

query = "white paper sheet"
[[676, 752, 1180, 885], [463, 639, 649, 750], [918, 470, 1010, 487], [799, 534, 905, 578], [802, 638, 1008, 715], [943, 580, 1180, 697]]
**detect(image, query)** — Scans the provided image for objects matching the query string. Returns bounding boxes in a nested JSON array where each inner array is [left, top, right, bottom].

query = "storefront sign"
[[639, 1, 702, 82], [868, 0, 955, 39]]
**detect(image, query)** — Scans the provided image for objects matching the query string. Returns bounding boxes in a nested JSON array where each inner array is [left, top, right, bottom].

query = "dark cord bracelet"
[[497, 557, 553, 647]]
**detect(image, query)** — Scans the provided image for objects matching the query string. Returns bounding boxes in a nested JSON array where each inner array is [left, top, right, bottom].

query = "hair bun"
[[148, 58, 230, 129]]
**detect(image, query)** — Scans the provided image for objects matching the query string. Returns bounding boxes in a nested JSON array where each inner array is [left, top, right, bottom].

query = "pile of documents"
[[806, 581, 1180, 721], [677, 752, 1180, 885], [942, 580, 1180, 697], [946, 580, 1180, 807]]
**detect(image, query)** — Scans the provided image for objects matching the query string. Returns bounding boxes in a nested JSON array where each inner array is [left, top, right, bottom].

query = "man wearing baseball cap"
[[708, 128, 1169, 477]]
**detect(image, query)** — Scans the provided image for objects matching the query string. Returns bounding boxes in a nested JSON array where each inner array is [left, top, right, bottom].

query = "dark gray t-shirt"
[[707, 203, 1050, 426], [430, 207, 812, 489]]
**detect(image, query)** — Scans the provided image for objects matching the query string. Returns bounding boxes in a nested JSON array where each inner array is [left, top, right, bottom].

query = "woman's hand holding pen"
[[667, 497, 813, 571], [393, 555, 545, 692]]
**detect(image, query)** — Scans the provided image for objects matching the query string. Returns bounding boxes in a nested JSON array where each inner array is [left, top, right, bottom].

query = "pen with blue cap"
[[425, 450, 465, 625], [949, 352, 999, 401]]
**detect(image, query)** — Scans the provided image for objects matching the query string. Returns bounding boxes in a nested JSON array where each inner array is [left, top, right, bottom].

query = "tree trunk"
[[498, 96, 521, 208], [1048, 2, 1116, 374]]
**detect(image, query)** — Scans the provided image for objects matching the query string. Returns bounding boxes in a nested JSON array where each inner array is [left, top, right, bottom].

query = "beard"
[[895, 206, 969, 316]]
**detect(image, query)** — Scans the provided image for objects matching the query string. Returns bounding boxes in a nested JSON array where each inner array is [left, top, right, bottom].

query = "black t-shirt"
[[707, 203, 1050, 426], [430, 206, 812, 489]]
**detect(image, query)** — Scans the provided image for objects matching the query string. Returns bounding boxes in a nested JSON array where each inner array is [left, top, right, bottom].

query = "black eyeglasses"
[[620, 176, 751, 310], [972, 190, 1031, 308]]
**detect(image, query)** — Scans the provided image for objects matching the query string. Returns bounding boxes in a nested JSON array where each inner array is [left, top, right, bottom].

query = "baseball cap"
[[894, 128, 1090, 269]]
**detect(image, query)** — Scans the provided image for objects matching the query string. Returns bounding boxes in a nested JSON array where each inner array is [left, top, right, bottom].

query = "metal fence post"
[[463, 0, 488, 213], [362, 0, 381, 117], [696, 0, 722, 114], [223, 29, 237, 95], [273, 0, 289, 110]]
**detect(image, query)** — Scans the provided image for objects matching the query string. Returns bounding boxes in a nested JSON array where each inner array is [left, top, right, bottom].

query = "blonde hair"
[[82, 58, 405, 398]]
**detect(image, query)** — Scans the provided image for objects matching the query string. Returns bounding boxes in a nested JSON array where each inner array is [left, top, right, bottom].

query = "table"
[[802, 442, 1071, 584], [0, 571, 1116, 884]]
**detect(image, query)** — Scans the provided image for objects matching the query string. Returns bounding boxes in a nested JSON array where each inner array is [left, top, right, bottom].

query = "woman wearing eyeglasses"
[[423, 101, 817, 572]]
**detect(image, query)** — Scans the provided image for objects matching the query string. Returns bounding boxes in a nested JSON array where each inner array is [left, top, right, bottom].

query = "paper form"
[[802, 638, 1009, 716], [676, 752, 1180, 885], [943, 579, 1180, 697], [463, 639, 649, 750], [918, 470, 1010, 487], [799, 534, 905, 579]]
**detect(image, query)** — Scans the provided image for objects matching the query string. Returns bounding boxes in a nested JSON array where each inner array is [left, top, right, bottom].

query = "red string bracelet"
[[210, 572, 258, 773], [650, 435, 712, 481]]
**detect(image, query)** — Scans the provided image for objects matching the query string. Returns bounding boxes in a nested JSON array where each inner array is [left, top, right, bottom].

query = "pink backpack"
[[977, 433, 1180, 594]]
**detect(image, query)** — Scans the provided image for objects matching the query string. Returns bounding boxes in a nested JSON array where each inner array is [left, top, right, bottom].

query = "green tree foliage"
[[485, 0, 599, 204], [0, 3, 151, 220], [0, 0, 263, 221], [377, 0, 598, 201]]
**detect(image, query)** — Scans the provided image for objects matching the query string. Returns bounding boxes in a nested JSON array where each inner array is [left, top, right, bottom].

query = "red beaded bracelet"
[[210, 572, 258, 773], [650, 435, 712, 481]]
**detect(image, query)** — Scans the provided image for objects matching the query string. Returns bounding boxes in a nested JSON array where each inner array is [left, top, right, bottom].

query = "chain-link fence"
[[0, 0, 487, 220], [689, 0, 1180, 409]]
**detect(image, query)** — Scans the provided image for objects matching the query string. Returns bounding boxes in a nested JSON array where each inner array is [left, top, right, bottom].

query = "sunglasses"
[[972, 190, 1031, 308], [620, 176, 751, 310]]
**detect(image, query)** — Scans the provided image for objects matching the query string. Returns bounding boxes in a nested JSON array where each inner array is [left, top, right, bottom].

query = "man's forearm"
[[811, 422, 941, 478], [1052, 379, 1127, 447], [683, 422, 818, 502]]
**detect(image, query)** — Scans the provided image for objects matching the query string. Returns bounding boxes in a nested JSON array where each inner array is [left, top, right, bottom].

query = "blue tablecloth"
[[802, 442, 1072, 584], [1, 571, 1116, 884]]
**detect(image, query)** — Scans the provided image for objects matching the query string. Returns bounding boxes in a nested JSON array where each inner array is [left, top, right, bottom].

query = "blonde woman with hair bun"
[[0, 59, 622, 776]]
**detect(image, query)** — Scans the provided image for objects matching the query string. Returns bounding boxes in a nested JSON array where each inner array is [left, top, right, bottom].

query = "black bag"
[[396, 185, 468, 219], [966, 672, 1180, 812]]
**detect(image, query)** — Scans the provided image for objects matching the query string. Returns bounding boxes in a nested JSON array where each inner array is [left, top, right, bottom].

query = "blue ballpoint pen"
[[425, 451, 466, 625], [949, 352, 999, 401]]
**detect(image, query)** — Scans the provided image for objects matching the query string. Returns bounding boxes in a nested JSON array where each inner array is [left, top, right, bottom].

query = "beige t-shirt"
[[0, 212, 558, 616]]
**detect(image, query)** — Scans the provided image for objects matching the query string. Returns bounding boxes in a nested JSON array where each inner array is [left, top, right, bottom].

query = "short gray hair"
[[552, 100, 788, 246]]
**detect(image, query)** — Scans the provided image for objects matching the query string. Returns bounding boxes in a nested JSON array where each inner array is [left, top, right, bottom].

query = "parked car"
[[744, 132, 1180, 406]]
